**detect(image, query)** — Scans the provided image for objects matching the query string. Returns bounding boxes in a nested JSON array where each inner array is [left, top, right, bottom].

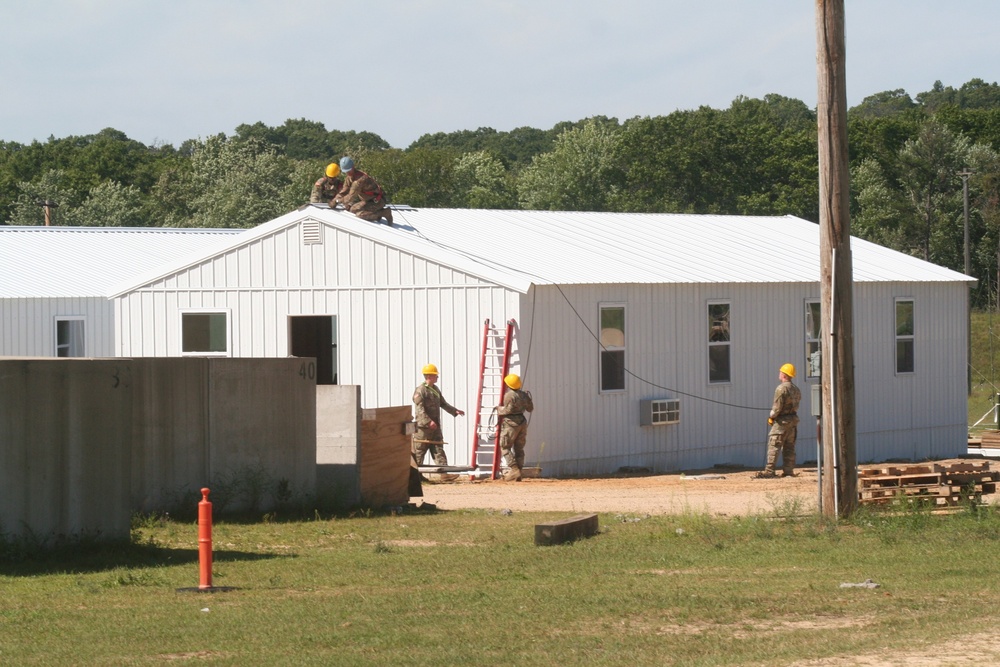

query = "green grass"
[[4, 313, 1000, 665], [4, 505, 1000, 666], [970, 310, 1000, 434]]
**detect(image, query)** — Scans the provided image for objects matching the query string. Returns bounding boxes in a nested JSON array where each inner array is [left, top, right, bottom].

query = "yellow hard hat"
[[422, 363, 439, 375], [779, 363, 796, 378], [504, 374, 521, 390], [325, 163, 341, 178]]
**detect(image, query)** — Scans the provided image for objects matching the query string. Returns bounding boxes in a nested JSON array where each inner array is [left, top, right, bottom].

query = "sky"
[[2, 1, 997, 149]]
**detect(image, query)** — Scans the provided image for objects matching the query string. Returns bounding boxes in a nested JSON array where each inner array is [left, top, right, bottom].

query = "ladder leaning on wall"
[[470, 318, 516, 479]]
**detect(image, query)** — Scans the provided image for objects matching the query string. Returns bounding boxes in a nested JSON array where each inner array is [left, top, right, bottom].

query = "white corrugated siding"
[[108, 209, 971, 473], [0, 297, 114, 357], [852, 282, 968, 462], [116, 220, 522, 465], [0, 226, 241, 358], [518, 280, 968, 475]]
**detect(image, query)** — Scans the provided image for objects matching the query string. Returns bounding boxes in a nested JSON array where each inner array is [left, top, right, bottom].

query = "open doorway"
[[289, 315, 338, 384]]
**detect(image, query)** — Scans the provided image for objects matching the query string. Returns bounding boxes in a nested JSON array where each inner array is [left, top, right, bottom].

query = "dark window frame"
[[895, 298, 914, 374], [181, 310, 230, 356], [708, 301, 731, 384], [599, 303, 626, 392]]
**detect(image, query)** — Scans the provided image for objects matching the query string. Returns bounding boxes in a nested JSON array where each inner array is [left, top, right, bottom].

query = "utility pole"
[[816, 0, 857, 518], [36, 199, 59, 227]]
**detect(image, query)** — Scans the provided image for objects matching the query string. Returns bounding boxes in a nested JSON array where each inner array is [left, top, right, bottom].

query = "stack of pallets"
[[857, 462, 999, 506]]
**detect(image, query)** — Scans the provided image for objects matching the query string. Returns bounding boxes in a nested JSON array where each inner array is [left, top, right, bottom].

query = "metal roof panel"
[[0, 226, 243, 298]]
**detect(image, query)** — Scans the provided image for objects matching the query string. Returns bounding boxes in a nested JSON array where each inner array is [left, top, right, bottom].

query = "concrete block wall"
[[1, 359, 133, 541], [316, 384, 362, 507], [132, 358, 318, 514], [1, 358, 318, 542]]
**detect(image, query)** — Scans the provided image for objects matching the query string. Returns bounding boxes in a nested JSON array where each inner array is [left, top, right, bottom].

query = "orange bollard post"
[[176, 487, 234, 594], [198, 487, 213, 590]]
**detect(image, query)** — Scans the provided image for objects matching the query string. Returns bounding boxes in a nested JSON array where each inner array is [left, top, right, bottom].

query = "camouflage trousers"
[[764, 426, 797, 475], [499, 418, 527, 478], [413, 429, 448, 467], [346, 198, 390, 222]]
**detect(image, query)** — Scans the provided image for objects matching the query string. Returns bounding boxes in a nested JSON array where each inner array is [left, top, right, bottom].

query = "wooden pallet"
[[980, 430, 1000, 449], [857, 462, 998, 506]]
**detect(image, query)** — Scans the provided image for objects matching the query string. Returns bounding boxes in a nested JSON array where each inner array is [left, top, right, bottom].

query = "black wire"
[[551, 284, 768, 412], [388, 207, 769, 412]]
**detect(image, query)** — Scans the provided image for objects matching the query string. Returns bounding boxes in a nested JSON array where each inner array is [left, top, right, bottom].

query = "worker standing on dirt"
[[757, 363, 802, 478], [412, 363, 465, 469], [334, 156, 393, 225], [497, 374, 534, 482], [310, 163, 344, 205]]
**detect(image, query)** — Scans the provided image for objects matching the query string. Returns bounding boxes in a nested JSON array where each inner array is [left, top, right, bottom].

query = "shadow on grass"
[[0, 503, 444, 576], [0, 540, 287, 577]]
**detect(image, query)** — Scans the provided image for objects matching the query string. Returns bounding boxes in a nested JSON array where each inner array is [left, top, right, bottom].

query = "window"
[[599, 304, 625, 391], [895, 298, 914, 374], [708, 302, 730, 383], [805, 300, 821, 378], [55, 317, 85, 357], [640, 398, 681, 426], [181, 311, 229, 356]]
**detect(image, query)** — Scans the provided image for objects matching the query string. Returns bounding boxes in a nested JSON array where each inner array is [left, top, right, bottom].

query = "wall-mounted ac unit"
[[640, 398, 680, 426]]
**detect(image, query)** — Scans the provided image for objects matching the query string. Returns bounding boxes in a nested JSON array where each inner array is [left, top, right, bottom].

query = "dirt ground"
[[420, 458, 994, 516], [420, 457, 1000, 665]]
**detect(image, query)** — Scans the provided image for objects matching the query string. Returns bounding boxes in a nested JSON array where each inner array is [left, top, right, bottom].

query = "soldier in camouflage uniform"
[[497, 374, 534, 482], [334, 156, 393, 225], [758, 363, 802, 478], [412, 363, 465, 467], [310, 163, 344, 205]]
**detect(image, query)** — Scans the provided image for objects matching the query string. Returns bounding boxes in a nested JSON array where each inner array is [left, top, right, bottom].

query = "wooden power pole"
[[816, 0, 857, 518]]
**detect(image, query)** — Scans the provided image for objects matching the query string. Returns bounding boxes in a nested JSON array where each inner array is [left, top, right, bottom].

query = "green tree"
[[0, 129, 170, 223], [917, 78, 1000, 112], [6, 169, 78, 226], [615, 97, 817, 218], [175, 135, 298, 228], [62, 180, 147, 227], [725, 96, 818, 219], [408, 121, 579, 168], [517, 120, 622, 211], [451, 151, 516, 209], [898, 120, 971, 261], [964, 144, 1000, 306], [355, 147, 459, 208], [850, 158, 911, 250], [847, 112, 924, 177], [849, 89, 917, 119], [234, 119, 389, 159]]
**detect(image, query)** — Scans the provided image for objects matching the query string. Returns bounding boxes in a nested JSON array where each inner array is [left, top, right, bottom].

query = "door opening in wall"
[[289, 315, 338, 385]]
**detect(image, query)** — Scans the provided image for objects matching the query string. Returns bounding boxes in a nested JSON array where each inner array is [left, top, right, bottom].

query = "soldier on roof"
[[310, 163, 344, 206], [334, 156, 394, 226]]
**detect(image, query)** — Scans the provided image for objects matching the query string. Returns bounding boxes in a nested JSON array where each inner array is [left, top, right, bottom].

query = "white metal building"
[[0, 226, 241, 358], [107, 206, 974, 475]]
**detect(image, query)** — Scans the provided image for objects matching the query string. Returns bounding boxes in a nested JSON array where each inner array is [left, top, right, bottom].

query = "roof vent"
[[302, 220, 323, 245]]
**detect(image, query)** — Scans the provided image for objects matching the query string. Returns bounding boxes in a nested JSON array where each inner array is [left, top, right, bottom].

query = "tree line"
[[3, 78, 1000, 305]]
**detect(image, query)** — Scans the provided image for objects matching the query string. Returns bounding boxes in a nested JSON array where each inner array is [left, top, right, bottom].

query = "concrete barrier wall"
[[1, 359, 132, 541], [1, 358, 318, 542], [316, 385, 362, 507], [132, 358, 318, 514], [131, 358, 210, 511]]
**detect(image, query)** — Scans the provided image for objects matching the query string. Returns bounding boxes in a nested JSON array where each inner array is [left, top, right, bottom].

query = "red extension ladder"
[[470, 318, 515, 479]]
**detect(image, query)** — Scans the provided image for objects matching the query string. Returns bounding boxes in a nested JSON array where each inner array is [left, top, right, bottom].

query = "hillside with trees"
[[2, 78, 999, 304]]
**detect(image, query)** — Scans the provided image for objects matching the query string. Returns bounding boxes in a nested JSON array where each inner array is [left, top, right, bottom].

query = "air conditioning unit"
[[640, 398, 680, 426]]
